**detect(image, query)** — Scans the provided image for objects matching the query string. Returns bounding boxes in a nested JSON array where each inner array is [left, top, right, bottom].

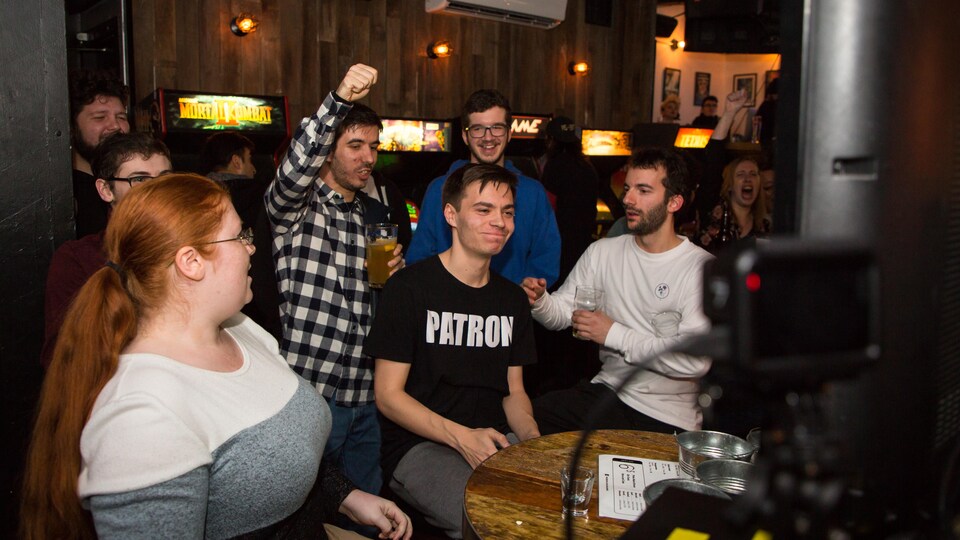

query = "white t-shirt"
[[532, 235, 714, 430]]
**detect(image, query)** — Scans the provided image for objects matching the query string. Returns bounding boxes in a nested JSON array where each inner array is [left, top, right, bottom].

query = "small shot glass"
[[560, 466, 596, 517]]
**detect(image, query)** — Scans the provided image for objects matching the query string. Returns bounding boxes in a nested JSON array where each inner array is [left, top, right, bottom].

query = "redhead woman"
[[21, 174, 411, 540]]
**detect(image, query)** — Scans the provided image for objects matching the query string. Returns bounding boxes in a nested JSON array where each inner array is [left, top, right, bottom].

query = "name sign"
[[510, 114, 550, 139]]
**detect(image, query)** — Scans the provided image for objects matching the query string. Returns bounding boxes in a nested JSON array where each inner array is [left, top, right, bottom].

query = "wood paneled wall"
[[132, 0, 655, 130]]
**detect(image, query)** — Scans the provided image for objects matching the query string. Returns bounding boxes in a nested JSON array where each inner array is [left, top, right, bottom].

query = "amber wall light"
[[427, 40, 453, 59], [231, 14, 259, 36], [568, 61, 590, 76]]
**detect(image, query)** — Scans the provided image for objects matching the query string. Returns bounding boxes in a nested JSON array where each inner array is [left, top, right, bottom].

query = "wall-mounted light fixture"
[[670, 39, 685, 51], [567, 61, 590, 76], [230, 14, 259, 36], [427, 40, 453, 59]]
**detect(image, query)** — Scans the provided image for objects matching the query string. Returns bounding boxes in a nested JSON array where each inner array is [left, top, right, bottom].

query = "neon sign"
[[674, 128, 714, 149], [510, 115, 549, 139], [177, 98, 274, 126]]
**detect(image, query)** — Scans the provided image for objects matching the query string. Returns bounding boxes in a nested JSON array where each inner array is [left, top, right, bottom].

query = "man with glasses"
[[691, 95, 720, 129], [42, 132, 172, 368], [406, 89, 560, 288]]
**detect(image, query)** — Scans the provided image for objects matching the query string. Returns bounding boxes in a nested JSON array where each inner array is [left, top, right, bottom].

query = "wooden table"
[[462, 430, 678, 540]]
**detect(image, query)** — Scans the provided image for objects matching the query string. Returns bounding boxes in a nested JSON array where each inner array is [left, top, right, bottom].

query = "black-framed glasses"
[[464, 123, 508, 139], [201, 227, 254, 246], [108, 175, 157, 186]]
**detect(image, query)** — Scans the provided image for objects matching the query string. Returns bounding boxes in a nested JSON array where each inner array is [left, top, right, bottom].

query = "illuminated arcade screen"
[[582, 130, 632, 156], [161, 91, 288, 133], [674, 127, 714, 149], [379, 119, 452, 152]]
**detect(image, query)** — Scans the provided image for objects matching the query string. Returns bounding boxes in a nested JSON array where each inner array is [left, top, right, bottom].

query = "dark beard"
[[72, 132, 99, 163], [627, 200, 668, 236]]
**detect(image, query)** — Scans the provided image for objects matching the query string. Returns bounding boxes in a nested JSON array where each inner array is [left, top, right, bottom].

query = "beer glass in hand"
[[365, 223, 398, 288]]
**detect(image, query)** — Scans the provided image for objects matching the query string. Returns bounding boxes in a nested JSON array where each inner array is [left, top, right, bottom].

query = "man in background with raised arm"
[[265, 64, 402, 502]]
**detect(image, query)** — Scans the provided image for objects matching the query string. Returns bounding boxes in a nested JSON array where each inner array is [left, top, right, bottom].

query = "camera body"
[[702, 239, 880, 386]]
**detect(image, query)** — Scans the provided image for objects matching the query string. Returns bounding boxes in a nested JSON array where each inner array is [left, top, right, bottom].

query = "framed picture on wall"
[[694, 72, 711, 106], [733, 73, 757, 107], [662, 68, 681, 102]]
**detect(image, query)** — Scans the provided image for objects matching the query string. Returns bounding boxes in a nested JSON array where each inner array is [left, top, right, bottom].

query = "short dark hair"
[[702, 95, 719, 106], [68, 71, 129, 126], [199, 133, 255, 173], [460, 89, 512, 128], [333, 102, 382, 146], [92, 132, 171, 180], [627, 147, 690, 203], [442, 163, 517, 211]]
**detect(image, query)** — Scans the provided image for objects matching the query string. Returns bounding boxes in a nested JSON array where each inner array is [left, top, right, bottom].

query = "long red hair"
[[21, 174, 229, 539]]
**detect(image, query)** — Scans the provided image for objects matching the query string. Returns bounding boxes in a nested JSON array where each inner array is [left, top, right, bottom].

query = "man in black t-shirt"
[[366, 163, 540, 538]]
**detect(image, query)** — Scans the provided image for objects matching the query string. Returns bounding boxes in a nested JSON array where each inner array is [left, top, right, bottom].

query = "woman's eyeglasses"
[[201, 227, 255, 246]]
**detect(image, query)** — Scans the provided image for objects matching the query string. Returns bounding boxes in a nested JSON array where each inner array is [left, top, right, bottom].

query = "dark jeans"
[[533, 380, 679, 435], [324, 398, 382, 538]]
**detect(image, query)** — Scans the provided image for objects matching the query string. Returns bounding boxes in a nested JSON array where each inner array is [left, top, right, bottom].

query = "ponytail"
[[21, 266, 137, 539]]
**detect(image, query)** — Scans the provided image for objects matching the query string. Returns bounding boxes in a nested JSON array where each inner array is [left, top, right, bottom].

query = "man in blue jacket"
[[406, 89, 561, 287]]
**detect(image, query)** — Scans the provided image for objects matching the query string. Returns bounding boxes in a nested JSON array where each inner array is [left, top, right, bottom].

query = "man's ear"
[[227, 154, 244, 175], [95, 178, 115, 204], [173, 245, 205, 282], [667, 193, 684, 213], [443, 202, 458, 229]]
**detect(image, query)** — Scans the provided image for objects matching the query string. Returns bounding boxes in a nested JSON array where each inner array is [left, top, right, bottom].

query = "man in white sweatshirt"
[[522, 147, 714, 434]]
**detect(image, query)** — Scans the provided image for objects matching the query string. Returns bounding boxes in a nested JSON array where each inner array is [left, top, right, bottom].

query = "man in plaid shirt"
[[265, 64, 403, 499]]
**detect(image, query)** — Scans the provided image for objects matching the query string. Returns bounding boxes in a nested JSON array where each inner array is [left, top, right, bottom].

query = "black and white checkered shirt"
[[265, 92, 378, 406]]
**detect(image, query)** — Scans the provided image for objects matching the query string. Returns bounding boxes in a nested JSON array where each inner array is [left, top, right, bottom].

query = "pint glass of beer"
[[365, 223, 398, 288]]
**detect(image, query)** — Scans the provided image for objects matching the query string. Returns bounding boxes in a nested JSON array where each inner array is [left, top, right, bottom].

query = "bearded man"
[[69, 72, 131, 238], [521, 147, 715, 435]]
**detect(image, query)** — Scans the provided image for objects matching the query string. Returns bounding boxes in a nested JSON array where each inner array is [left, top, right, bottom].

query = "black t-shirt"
[[364, 256, 537, 476]]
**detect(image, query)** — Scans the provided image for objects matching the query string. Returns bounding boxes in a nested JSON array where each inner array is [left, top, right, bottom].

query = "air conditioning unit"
[[425, 0, 567, 29]]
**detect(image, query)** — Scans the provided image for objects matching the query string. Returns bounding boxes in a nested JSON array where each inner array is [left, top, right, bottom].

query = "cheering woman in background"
[[21, 174, 410, 540]]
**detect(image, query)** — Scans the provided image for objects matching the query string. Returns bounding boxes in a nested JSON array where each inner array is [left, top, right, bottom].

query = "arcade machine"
[[135, 89, 292, 339], [135, 88, 291, 178], [582, 128, 633, 236], [375, 116, 458, 235], [505, 112, 552, 179]]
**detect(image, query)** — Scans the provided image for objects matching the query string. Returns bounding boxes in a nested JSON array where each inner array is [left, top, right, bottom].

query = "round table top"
[[462, 429, 678, 540]]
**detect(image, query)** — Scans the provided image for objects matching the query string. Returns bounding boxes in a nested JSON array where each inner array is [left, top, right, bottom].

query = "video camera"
[[701, 239, 880, 386]]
